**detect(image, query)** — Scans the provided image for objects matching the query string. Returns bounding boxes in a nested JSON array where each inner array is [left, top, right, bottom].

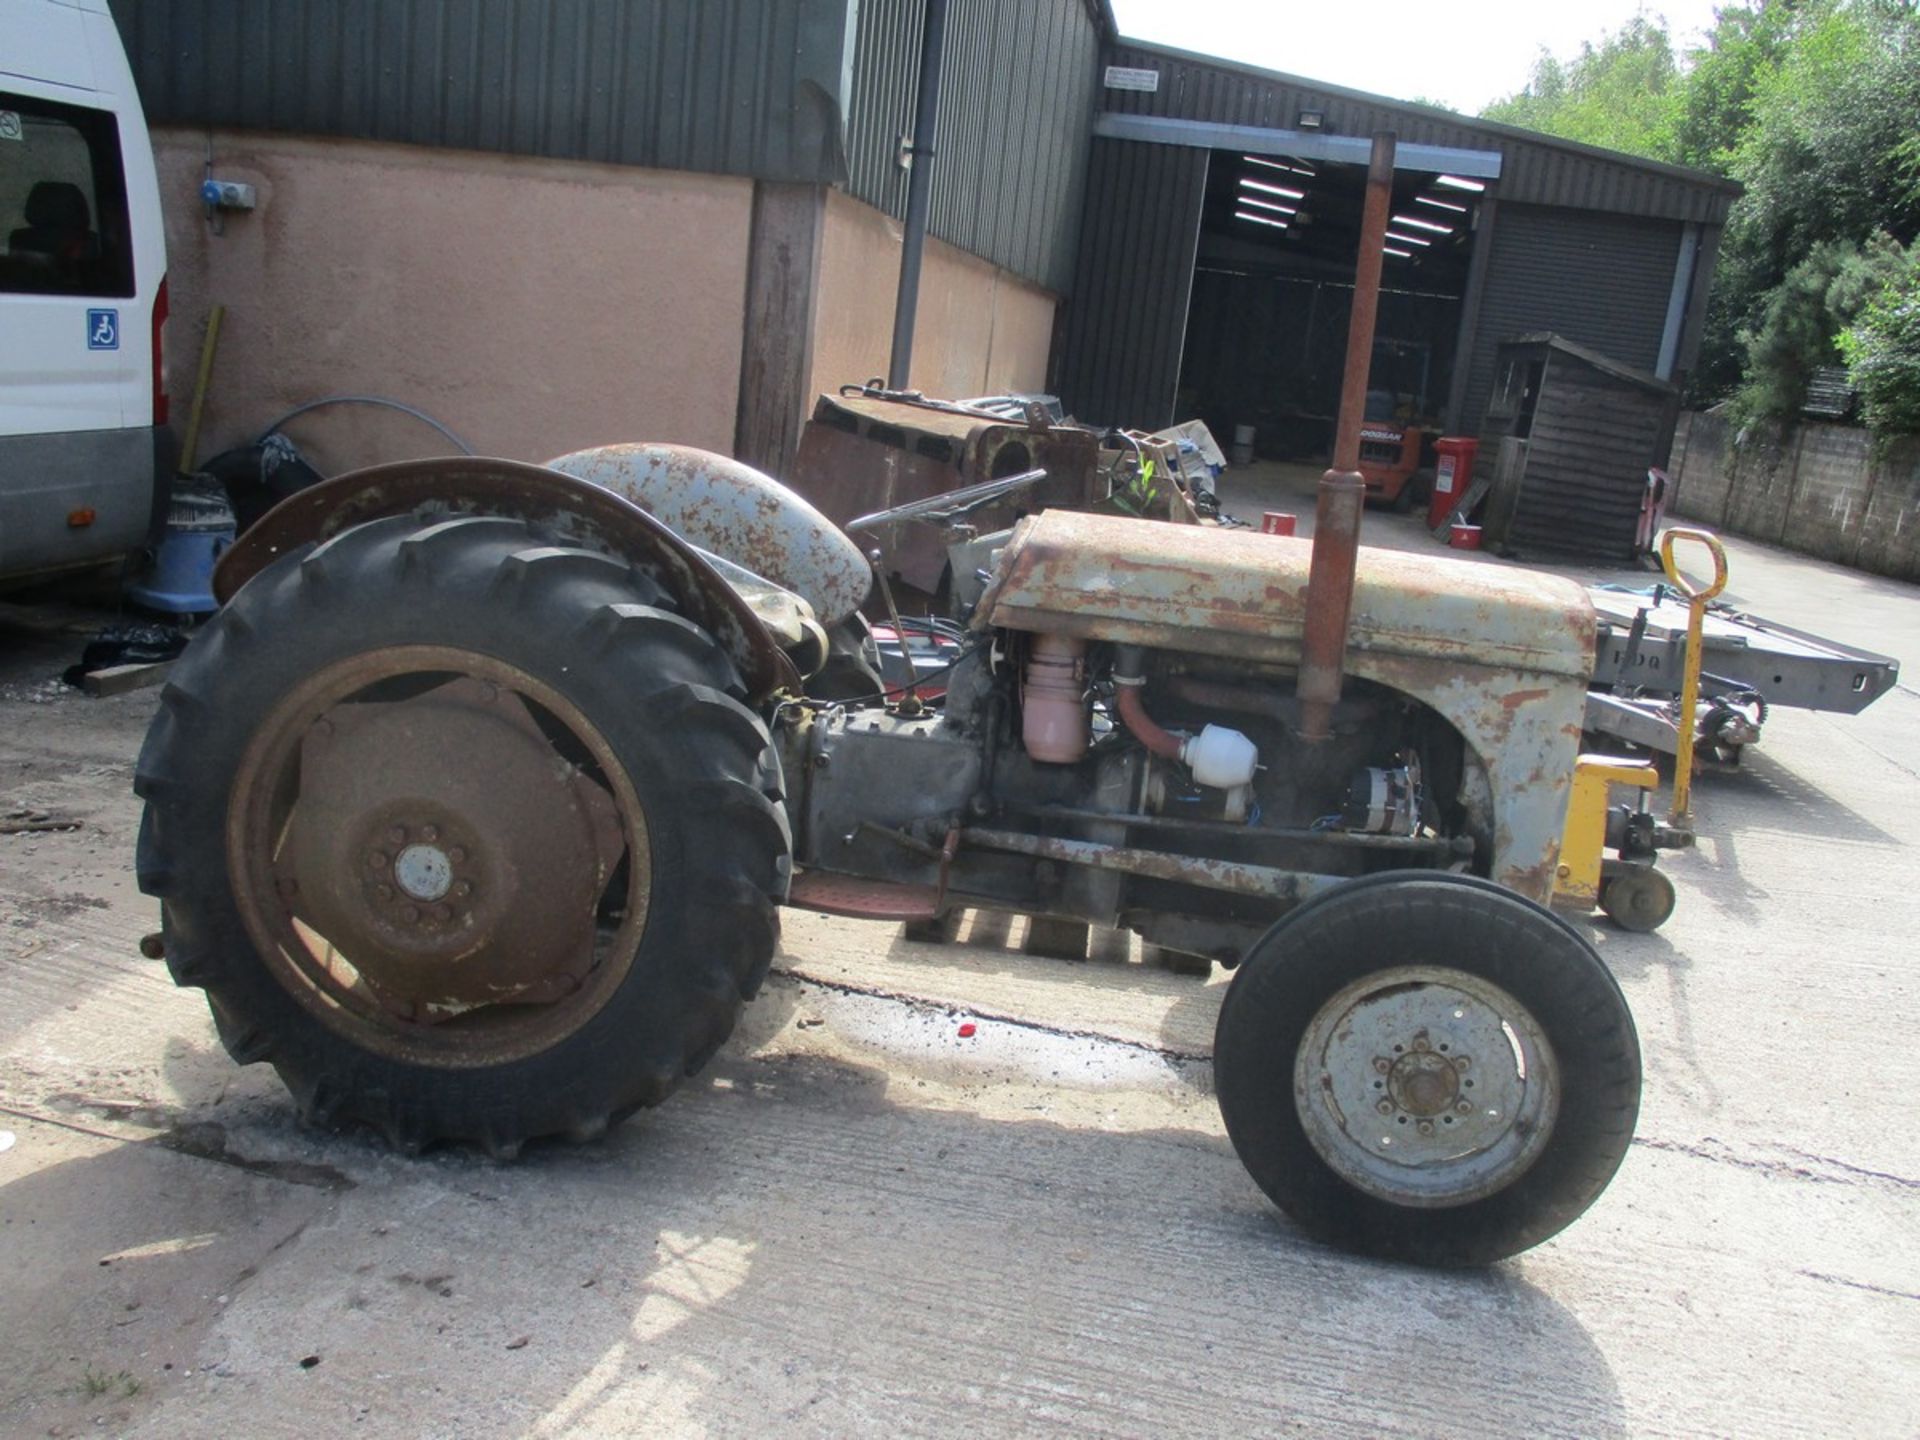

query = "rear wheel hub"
[[230, 649, 647, 1065]]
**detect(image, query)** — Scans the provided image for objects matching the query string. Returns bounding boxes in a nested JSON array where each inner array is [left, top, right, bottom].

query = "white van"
[[0, 0, 167, 584]]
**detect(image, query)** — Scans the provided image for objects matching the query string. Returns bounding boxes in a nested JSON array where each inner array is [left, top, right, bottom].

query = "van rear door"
[[0, 0, 167, 579]]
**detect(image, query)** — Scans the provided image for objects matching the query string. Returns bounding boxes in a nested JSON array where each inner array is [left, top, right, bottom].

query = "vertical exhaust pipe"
[[1299, 131, 1397, 742]]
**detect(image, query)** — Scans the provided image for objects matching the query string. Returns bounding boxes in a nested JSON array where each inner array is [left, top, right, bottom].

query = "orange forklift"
[[1357, 419, 1429, 510]]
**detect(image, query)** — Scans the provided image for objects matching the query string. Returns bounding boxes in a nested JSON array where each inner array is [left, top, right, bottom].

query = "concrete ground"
[[2, 496, 1917, 1437]]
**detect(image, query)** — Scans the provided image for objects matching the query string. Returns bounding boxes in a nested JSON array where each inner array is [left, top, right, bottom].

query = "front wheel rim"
[[1293, 964, 1560, 1208]]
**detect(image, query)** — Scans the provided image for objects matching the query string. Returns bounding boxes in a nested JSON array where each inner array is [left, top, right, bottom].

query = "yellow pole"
[[177, 303, 225, 475], [1658, 527, 1729, 826]]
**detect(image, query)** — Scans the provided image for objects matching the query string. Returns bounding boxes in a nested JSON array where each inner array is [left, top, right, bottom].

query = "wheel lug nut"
[[376, 885, 394, 901], [1372, 1057, 1391, 1074], [1417, 1120, 1435, 1136], [1453, 1056, 1470, 1071], [453, 880, 473, 899], [1455, 1100, 1472, 1115], [421, 825, 439, 842], [368, 850, 388, 869], [1375, 1099, 1392, 1115], [388, 826, 408, 845], [449, 847, 467, 864], [1412, 1035, 1430, 1051], [400, 905, 419, 923], [434, 904, 454, 922]]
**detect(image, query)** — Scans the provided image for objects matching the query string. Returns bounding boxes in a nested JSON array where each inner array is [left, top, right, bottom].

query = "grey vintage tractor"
[[135, 437, 1639, 1268]]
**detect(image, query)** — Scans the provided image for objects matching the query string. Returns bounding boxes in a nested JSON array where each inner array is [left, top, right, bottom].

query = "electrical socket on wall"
[[200, 179, 257, 211]]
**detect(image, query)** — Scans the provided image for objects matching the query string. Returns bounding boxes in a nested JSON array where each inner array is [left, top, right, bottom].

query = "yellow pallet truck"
[[1553, 528, 1724, 931]]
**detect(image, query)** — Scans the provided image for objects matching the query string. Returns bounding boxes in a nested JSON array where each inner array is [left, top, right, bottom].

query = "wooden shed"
[[1477, 333, 1678, 561]]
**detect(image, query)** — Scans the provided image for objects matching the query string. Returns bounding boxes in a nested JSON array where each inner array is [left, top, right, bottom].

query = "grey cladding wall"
[[110, 0, 860, 185], [1098, 43, 1739, 225], [1463, 205, 1682, 434], [109, 0, 1101, 291], [1053, 136, 1207, 428], [843, 0, 1102, 292]]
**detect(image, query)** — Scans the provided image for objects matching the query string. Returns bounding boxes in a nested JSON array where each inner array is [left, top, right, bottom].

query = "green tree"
[[1838, 246, 1920, 433], [1706, 1, 1920, 409], [1482, 17, 1682, 158], [1736, 233, 1906, 418], [1665, 2, 1798, 172], [1480, 1, 1920, 422]]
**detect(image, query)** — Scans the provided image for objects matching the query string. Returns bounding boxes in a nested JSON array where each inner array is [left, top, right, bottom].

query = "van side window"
[[0, 91, 135, 298]]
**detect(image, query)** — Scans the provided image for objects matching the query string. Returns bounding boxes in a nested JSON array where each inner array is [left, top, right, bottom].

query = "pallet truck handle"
[[1659, 527, 1728, 603], [1656, 526, 1726, 826]]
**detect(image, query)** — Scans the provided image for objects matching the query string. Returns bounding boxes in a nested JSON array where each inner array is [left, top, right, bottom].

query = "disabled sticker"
[[87, 309, 119, 350]]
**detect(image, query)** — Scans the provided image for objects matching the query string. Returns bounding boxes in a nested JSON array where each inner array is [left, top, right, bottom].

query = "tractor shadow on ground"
[[18, 1027, 1636, 1437], [11, 948, 1632, 1436]]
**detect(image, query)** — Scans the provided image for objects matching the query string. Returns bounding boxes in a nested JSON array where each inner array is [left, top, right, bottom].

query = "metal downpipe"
[[887, 0, 950, 389], [1299, 131, 1397, 742]]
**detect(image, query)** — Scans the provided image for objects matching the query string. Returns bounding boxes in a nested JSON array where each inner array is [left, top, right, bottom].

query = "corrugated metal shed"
[[109, 0, 863, 185], [1098, 41, 1740, 225], [844, 0, 1103, 293], [1052, 137, 1208, 428], [1460, 205, 1684, 438]]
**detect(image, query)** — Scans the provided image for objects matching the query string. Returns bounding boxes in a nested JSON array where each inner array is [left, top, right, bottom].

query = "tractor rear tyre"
[[1214, 871, 1639, 1266], [135, 513, 790, 1154]]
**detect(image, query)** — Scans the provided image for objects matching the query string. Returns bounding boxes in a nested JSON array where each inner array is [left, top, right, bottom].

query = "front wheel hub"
[[1294, 966, 1559, 1207]]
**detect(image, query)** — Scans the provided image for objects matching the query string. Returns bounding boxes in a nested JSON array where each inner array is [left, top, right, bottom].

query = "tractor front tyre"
[[134, 513, 790, 1155], [1214, 872, 1640, 1266]]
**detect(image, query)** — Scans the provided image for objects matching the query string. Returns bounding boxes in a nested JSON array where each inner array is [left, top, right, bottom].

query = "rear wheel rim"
[[1292, 964, 1560, 1207], [227, 644, 650, 1067]]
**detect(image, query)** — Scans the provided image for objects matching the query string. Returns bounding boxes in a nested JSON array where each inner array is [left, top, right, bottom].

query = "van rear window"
[[0, 91, 135, 298]]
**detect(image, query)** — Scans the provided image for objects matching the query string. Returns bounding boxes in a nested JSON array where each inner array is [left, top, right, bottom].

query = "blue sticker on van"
[[87, 309, 120, 350]]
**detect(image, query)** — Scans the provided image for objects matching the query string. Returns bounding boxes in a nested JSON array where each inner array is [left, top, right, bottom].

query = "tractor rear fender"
[[213, 456, 802, 701]]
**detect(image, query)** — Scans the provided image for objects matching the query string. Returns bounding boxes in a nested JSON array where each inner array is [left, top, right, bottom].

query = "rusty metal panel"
[[976, 507, 1595, 900], [544, 443, 872, 626], [789, 392, 1102, 593], [213, 457, 802, 701], [109, 0, 861, 186], [979, 509, 1596, 678]]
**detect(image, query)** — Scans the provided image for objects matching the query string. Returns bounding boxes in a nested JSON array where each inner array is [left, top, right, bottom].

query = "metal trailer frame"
[[1584, 581, 1901, 758]]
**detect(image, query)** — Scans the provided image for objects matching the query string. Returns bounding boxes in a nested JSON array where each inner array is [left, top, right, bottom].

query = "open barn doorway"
[[1175, 149, 1488, 491]]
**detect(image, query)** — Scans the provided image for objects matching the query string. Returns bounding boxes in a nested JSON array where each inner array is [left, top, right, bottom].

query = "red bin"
[[1427, 436, 1480, 531], [1260, 511, 1297, 536]]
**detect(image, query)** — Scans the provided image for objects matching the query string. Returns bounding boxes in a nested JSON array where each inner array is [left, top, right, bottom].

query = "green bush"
[[1839, 248, 1920, 435], [1732, 233, 1905, 421]]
